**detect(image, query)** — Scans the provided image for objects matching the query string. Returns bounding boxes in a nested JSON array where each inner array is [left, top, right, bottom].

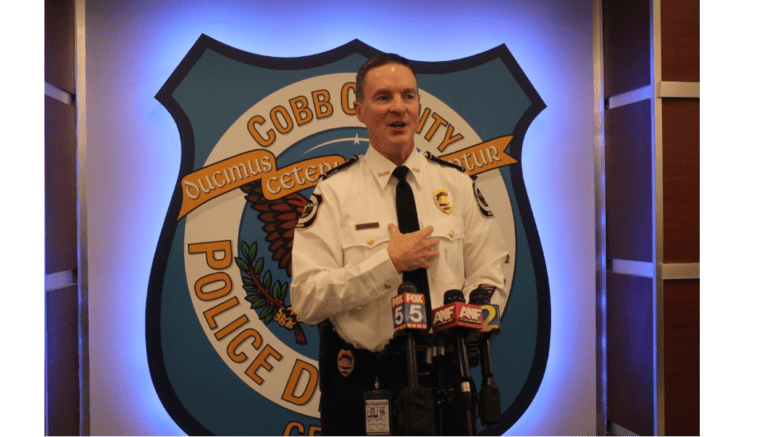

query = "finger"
[[415, 247, 438, 263], [417, 226, 434, 238], [388, 223, 399, 236], [420, 237, 440, 249]]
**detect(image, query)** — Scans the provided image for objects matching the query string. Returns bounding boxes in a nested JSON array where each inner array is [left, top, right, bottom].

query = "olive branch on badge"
[[236, 240, 307, 345]]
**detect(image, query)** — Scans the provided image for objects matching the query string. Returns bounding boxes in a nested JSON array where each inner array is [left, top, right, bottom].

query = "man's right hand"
[[387, 223, 440, 273]]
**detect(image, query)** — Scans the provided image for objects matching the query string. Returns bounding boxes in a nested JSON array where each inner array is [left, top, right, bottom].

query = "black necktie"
[[392, 166, 432, 319]]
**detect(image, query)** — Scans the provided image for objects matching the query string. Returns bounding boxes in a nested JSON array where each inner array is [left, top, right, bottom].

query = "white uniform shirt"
[[290, 146, 509, 352]]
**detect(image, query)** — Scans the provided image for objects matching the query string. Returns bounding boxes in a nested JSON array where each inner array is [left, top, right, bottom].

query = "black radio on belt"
[[364, 377, 392, 436]]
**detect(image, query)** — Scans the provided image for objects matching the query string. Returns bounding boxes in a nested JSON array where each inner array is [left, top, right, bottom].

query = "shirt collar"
[[365, 145, 424, 190]]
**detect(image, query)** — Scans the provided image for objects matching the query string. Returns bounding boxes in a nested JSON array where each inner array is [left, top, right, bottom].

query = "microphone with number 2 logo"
[[469, 286, 502, 426]]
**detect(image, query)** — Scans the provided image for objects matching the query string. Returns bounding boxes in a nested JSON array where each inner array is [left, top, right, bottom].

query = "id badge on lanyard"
[[364, 377, 392, 436]]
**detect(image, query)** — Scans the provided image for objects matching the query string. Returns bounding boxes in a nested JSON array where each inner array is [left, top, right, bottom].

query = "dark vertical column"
[[602, 0, 700, 434], [606, 273, 655, 436], [46, 0, 75, 94], [45, 0, 79, 435], [604, 97, 656, 436], [660, 0, 700, 84], [602, 0, 651, 97], [660, 1, 700, 434], [602, 0, 657, 434], [662, 280, 700, 436]]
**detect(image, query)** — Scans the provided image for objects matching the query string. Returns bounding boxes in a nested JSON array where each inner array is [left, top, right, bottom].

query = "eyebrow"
[[372, 86, 417, 96]]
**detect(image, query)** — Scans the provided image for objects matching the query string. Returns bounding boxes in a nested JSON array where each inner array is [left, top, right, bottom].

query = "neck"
[[373, 143, 414, 167]]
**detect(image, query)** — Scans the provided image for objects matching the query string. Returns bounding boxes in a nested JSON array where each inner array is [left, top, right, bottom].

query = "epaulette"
[[322, 155, 360, 180], [423, 151, 466, 173]]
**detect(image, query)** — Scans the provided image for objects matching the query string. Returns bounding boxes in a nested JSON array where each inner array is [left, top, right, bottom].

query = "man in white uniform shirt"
[[290, 54, 509, 435]]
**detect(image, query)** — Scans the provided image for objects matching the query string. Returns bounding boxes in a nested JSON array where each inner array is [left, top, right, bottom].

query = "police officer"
[[290, 54, 509, 435]]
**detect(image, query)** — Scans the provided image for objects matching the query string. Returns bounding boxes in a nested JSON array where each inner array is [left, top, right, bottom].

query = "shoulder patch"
[[423, 151, 466, 173], [296, 193, 323, 230], [322, 155, 360, 180], [473, 181, 495, 218]]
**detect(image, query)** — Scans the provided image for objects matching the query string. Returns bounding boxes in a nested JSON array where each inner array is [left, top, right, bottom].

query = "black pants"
[[318, 322, 409, 435], [317, 322, 475, 436], [319, 359, 410, 435]]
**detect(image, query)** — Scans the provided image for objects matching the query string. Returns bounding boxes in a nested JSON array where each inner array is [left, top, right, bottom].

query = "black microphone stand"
[[470, 287, 502, 426], [444, 289, 477, 436], [395, 283, 434, 435]]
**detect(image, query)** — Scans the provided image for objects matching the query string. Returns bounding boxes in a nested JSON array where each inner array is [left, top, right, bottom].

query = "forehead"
[[363, 63, 417, 93]]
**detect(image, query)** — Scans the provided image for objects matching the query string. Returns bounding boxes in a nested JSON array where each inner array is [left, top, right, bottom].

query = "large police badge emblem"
[[147, 35, 549, 435]]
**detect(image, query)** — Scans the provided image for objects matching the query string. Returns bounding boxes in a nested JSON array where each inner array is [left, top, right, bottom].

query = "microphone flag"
[[479, 304, 500, 333], [431, 301, 483, 333], [392, 292, 428, 332]]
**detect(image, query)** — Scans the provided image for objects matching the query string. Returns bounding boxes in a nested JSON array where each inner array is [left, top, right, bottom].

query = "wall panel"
[[45, 0, 80, 435], [602, 0, 651, 97], [45, 0, 76, 93], [662, 279, 700, 436], [45, 95, 78, 275], [605, 99, 654, 263], [45, 284, 80, 436], [602, 0, 700, 434], [662, 98, 700, 263], [606, 272, 655, 436], [660, 0, 700, 82]]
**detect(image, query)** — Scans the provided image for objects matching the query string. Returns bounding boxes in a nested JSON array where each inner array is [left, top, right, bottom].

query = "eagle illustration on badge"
[[434, 188, 453, 214], [147, 34, 549, 436]]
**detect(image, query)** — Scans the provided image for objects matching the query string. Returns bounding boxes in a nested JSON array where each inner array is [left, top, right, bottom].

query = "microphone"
[[392, 282, 427, 389], [469, 286, 502, 426], [431, 289, 481, 435], [392, 283, 436, 436], [431, 290, 483, 333]]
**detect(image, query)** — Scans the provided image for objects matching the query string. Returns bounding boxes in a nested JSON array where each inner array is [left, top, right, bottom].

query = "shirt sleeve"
[[460, 177, 510, 312], [290, 181, 401, 326]]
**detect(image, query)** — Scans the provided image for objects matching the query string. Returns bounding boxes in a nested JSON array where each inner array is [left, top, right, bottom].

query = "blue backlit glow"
[[85, 0, 595, 434]]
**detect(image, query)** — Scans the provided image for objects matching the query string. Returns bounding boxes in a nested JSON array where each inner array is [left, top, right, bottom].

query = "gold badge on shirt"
[[337, 349, 355, 377], [434, 188, 453, 214]]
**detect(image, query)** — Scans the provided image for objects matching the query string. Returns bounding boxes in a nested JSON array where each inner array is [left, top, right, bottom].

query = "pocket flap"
[[342, 221, 390, 248], [424, 217, 464, 242]]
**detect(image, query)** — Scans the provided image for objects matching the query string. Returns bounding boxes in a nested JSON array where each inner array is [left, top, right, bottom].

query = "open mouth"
[[389, 122, 407, 128]]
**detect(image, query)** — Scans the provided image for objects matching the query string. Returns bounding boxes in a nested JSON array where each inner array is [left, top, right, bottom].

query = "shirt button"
[[384, 281, 392, 289], [450, 230, 455, 238], [367, 237, 374, 245]]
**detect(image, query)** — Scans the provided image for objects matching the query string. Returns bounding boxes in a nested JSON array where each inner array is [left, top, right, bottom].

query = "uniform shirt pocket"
[[342, 221, 390, 266], [425, 217, 465, 291]]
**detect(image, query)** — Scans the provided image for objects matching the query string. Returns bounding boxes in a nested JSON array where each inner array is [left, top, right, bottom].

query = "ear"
[[354, 99, 365, 123]]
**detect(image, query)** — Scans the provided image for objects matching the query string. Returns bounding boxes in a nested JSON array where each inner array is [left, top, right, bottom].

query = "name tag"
[[364, 388, 392, 435], [355, 222, 380, 230]]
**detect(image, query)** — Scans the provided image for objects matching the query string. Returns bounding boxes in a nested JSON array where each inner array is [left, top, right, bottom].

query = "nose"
[[389, 95, 406, 114]]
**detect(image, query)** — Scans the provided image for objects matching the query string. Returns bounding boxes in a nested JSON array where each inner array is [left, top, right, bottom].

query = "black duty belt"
[[319, 319, 408, 380]]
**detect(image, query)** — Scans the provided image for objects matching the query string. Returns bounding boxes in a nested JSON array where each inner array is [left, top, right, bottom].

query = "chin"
[[389, 139, 413, 151]]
